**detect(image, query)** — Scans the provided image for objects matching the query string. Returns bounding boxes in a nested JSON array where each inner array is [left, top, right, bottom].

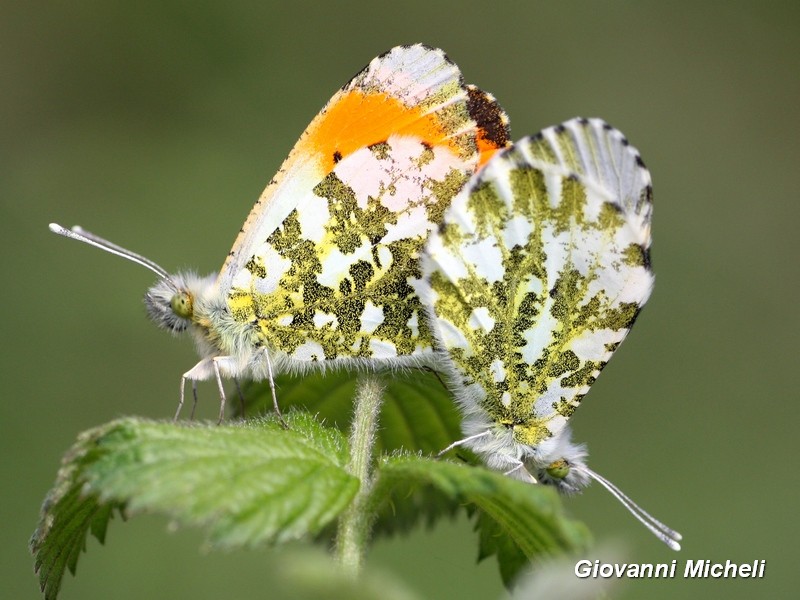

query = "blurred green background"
[[3, 2, 797, 598]]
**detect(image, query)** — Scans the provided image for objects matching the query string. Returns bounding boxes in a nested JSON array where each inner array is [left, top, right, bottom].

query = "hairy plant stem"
[[334, 375, 384, 576]]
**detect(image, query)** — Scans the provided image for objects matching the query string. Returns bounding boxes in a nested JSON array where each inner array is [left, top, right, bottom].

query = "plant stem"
[[335, 375, 384, 576]]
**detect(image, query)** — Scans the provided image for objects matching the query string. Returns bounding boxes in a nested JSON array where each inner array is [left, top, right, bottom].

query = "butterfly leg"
[[234, 378, 245, 419], [176, 376, 202, 422], [189, 380, 199, 420], [436, 430, 493, 457], [262, 348, 288, 429], [503, 460, 538, 484], [175, 357, 215, 421], [211, 357, 229, 424], [174, 380, 185, 422], [421, 366, 448, 391]]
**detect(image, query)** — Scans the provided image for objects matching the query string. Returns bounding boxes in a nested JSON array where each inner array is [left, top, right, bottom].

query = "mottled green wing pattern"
[[526, 118, 652, 237], [223, 45, 510, 365], [228, 137, 473, 362], [422, 118, 653, 447]]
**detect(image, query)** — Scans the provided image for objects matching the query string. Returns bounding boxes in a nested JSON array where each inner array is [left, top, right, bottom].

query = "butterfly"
[[419, 118, 682, 549], [49, 44, 509, 421]]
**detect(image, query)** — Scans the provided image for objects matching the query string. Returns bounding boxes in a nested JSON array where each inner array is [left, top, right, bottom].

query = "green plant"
[[30, 370, 590, 599]]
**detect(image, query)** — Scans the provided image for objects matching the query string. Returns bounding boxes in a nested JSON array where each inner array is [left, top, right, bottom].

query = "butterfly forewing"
[[219, 44, 509, 365]]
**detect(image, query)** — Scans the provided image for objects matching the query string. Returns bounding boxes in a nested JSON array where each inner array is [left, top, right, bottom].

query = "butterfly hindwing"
[[526, 118, 652, 236], [422, 118, 653, 446]]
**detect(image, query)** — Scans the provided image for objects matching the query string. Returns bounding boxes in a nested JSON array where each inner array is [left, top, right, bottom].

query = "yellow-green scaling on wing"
[[422, 118, 653, 449], [420, 118, 684, 551]]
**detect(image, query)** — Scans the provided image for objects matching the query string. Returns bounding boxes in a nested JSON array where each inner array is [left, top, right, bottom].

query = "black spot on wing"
[[466, 85, 510, 149], [641, 244, 652, 270]]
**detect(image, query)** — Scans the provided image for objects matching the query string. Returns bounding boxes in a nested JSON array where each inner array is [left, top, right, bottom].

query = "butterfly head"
[[529, 433, 682, 549], [513, 424, 589, 493], [504, 425, 590, 493], [144, 272, 215, 335], [457, 411, 587, 490], [49, 223, 216, 336], [456, 413, 681, 549]]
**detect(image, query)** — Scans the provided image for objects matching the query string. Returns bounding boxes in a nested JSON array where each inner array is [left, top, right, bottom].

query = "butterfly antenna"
[[574, 465, 682, 551], [49, 223, 174, 283]]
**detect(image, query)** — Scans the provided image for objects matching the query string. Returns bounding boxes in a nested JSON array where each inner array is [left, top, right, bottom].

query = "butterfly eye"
[[545, 459, 571, 481], [170, 291, 193, 319]]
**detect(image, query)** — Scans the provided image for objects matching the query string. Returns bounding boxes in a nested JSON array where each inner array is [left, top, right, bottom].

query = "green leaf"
[[241, 370, 470, 539], [30, 427, 125, 600], [476, 512, 532, 587], [239, 369, 463, 455], [371, 454, 591, 587], [30, 413, 359, 599]]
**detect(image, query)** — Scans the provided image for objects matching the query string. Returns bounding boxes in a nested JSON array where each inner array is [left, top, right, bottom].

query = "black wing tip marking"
[[465, 85, 511, 149]]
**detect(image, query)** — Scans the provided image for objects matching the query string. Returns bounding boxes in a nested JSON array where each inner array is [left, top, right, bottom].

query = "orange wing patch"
[[300, 89, 466, 174]]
